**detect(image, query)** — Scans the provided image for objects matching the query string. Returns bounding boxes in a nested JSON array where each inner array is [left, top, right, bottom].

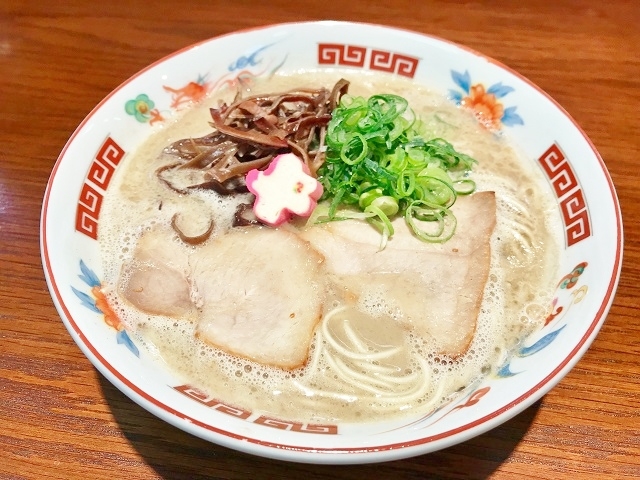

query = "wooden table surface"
[[1, 1, 638, 478]]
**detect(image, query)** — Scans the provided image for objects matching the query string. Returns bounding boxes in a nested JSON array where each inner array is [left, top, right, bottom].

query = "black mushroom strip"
[[156, 79, 350, 195], [232, 202, 260, 227], [171, 213, 215, 245]]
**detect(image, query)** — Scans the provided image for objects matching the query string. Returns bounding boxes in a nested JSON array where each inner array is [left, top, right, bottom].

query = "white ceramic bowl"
[[41, 21, 622, 464]]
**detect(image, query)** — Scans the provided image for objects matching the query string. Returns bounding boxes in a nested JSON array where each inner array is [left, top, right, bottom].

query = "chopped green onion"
[[317, 93, 477, 245], [364, 203, 394, 250], [340, 133, 368, 165], [370, 195, 399, 217], [405, 200, 457, 243], [454, 178, 477, 195]]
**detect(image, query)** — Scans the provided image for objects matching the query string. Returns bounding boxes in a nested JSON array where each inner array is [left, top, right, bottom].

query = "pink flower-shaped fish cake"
[[246, 153, 323, 226]]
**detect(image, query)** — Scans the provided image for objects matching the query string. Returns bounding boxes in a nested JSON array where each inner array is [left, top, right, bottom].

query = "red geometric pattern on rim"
[[318, 43, 419, 78], [291, 423, 339, 435], [75, 136, 126, 239], [74, 183, 103, 240], [561, 190, 591, 245], [318, 43, 367, 67], [87, 159, 115, 191], [174, 384, 252, 419], [174, 384, 338, 434], [254, 415, 338, 435], [370, 50, 419, 78], [538, 143, 591, 246], [96, 136, 126, 167]]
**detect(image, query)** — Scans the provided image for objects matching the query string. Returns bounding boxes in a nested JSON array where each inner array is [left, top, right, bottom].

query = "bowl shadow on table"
[[99, 373, 540, 480]]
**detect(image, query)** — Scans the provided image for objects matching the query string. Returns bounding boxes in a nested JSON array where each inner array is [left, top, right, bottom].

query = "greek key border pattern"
[[75, 136, 125, 239], [538, 143, 591, 247], [318, 43, 419, 78], [174, 384, 338, 435]]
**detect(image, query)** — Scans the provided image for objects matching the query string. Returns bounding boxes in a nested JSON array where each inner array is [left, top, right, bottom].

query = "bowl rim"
[[40, 20, 624, 464]]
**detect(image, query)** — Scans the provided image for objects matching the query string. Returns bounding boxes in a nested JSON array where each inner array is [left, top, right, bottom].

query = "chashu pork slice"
[[119, 226, 194, 318], [117, 224, 325, 370], [191, 227, 325, 370], [300, 191, 497, 356]]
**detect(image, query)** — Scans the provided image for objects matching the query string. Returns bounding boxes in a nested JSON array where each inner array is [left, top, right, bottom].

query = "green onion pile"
[[317, 93, 477, 248]]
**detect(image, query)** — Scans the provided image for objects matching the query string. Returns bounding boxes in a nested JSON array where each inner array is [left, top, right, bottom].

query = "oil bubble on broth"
[[98, 70, 562, 424]]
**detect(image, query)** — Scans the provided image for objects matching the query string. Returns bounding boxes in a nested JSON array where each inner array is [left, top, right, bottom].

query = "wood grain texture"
[[1, 1, 638, 478]]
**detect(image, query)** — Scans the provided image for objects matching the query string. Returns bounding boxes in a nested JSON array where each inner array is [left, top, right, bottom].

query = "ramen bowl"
[[41, 21, 622, 464]]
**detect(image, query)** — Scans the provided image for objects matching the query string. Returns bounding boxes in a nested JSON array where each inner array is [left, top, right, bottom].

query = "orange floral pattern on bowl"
[[123, 44, 286, 126], [449, 70, 523, 130]]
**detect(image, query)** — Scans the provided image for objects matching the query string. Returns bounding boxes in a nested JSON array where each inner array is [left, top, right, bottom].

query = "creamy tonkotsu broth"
[[99, 71, 562, 423]]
